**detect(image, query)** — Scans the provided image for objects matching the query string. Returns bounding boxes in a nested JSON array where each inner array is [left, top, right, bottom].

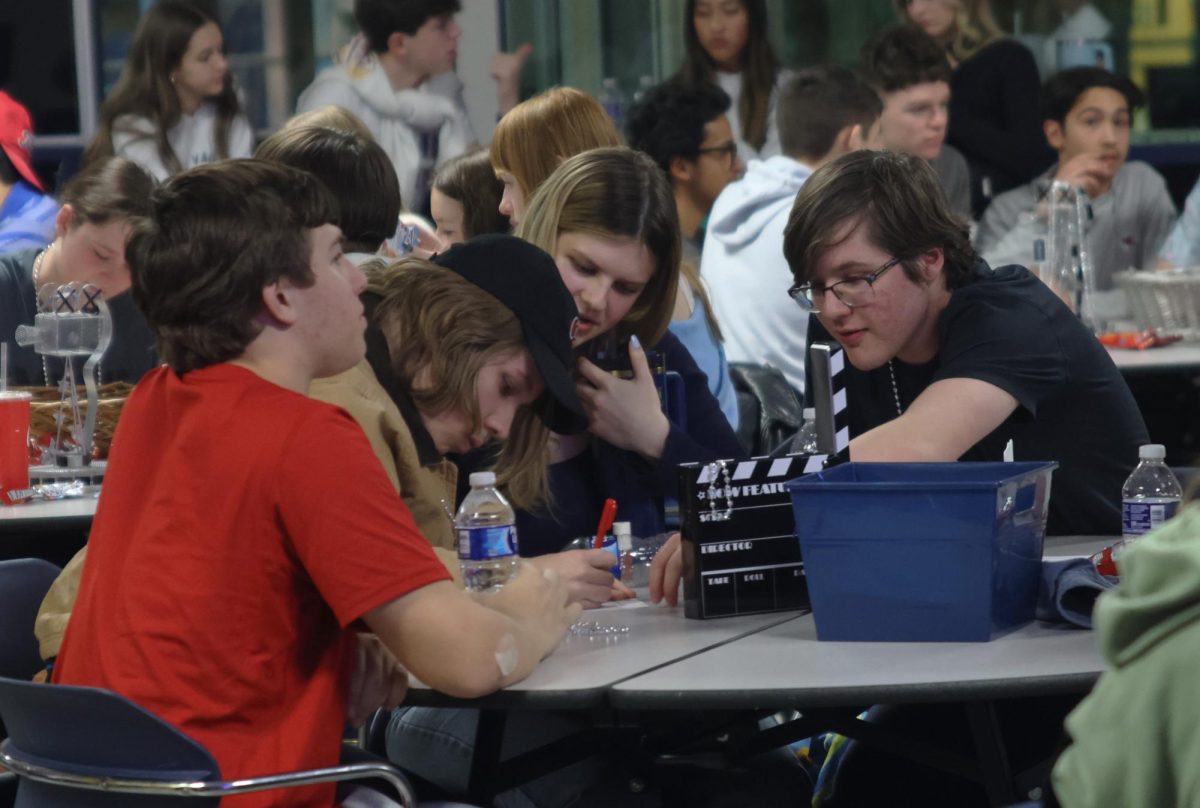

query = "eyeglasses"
[[788, 256, 903, 313], [696, 141, 739, 169]]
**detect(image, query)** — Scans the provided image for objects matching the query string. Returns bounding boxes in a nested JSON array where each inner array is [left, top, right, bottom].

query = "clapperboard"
[[677, 343, 850, 619]]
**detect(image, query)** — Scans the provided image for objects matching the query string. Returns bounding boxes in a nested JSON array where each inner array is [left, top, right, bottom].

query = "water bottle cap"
[[469, 471, 497, 487], [1138, 444, 1166, 460], [802, 408, 816, 420], [613, 521, 633, 550]]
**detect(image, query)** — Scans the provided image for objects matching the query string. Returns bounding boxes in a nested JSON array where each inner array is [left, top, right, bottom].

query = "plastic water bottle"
[[598, 77, 628, 131], [1121, 444, 1182, 540], [456, 471, 519, 592], [795, 408, 819, 454]]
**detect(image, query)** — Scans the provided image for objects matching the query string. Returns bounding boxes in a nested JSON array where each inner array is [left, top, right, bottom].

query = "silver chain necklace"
[[887, 360, 903, 417]]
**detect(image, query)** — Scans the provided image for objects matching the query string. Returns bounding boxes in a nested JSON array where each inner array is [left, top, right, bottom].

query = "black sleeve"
[[932, 272, 1070, 418]]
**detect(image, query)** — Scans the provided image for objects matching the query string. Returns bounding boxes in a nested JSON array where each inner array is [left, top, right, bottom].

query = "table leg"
[[965, 700, 1019, 807], [466, 709, 507, 804]]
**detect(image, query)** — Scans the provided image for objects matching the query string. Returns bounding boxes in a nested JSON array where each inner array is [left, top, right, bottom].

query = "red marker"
[[593, 498, 618, 549]]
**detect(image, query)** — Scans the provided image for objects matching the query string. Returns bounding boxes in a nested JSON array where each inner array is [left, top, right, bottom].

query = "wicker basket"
[[19, 382, 133, 458], [1114, 269, 1200, 340]]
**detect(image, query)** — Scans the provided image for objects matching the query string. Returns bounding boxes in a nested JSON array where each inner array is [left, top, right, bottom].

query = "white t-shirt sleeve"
[[111, 116, 170, 182], [228, 113, 255, 158]]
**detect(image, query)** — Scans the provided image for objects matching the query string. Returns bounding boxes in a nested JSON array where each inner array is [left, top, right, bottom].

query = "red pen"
[[593, 498, 618, 549]]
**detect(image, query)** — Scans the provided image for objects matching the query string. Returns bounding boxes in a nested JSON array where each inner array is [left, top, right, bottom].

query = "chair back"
[[729, 363, 804, 456], [0, 559, 61, 680], [0, 677, 220, 807]]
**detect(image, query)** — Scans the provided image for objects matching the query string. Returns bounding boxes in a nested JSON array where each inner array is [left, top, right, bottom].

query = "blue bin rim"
[[786, 460, 1058, 492]]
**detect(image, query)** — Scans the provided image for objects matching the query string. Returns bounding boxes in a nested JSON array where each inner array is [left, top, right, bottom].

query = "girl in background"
[[430, 149, 510, 247], [677, 0, 782, 162], [489, 86, 621, 230], [84, 0, 253, 181], [898, 0, 1050, 213]]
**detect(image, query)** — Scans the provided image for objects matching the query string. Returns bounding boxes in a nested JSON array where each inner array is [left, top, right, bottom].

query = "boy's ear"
[[919, 246, 945, 282], [843, 123, 865, 153], [54, 204, 75, 239], [669, 156, 696, 185], [259, 280, 299, 327], [386, 30, 409, 56], [1044, 119, 1065, 151]]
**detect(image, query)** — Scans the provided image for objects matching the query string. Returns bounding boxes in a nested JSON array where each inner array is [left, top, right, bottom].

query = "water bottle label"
[[458, 525, 517, 561], [1122, 499, 1179, 537]]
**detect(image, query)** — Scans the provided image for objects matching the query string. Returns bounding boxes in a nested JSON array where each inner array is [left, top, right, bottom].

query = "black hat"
[[433, 234, 588, 434]]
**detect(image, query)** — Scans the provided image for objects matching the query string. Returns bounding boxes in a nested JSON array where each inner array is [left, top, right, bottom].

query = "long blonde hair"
[[518, 147, 681, 349], [490, 87, 622, 198], [895, 0, 1003, 63], [366, 258, 551, 510]]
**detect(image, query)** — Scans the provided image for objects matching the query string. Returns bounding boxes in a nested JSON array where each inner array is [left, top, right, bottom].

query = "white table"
[[0, 495, 98, 529], [1107, 342, 1200, 372]]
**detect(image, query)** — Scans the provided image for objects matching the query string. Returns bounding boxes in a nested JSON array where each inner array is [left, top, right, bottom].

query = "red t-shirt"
[[55, 364, 450, 808]]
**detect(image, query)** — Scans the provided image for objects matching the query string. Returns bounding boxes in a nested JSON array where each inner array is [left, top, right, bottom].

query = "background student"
[[975, 66, 1177, 291], [897, 0, 1050, 215], [702, 65, 882, 397], [0, 92, 58, 254], [430, 149, 509, 247], [676, 0, 782, 163], [860, 24, 972, 218], [489, 86, 621, 230], [626, 79, 744, 430], [0, 158, 157, 388], [83, 0, 253, 181]]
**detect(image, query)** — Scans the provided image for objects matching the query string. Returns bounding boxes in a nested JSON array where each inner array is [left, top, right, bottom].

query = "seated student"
[[702, 65, 882, 397], [1160, 173, 1200, 268], [490, 86, 621, 230], [512, 146, 745, 553], [0, 92, 58, 254], [429, 148, 509, 247], [975, 67, 1177, 291], [310, 239, 630, 607], [52, 159, 579, 808], [255, 123, 402, 264], [626, 79, 744, 430], [861, 24, 973, 218], [1049, 499, 1200, 807], [789, 150, 1146, 536], [0, 157, 158, 386]]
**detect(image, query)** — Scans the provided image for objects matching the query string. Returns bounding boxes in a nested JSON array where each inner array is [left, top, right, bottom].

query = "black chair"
[[0, 558, 61, 681], [728, 363, 804, 456], [0, 676, 449, 807]]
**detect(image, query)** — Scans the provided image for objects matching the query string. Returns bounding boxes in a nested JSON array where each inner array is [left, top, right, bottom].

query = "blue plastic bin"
[[787, 462, 1056, 642]]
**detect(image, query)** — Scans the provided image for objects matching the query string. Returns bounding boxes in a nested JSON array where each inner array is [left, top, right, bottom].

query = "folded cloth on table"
[[1036, 558, 1119, 628]]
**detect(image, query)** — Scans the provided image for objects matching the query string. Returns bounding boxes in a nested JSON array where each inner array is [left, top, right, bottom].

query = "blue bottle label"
[[1122, 498, 1179, 537], [458, 525, 517, 561]]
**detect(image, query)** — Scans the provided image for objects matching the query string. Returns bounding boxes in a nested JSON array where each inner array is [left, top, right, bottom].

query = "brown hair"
[[282, 105, 375, 140], [677, 0, 779, 152], [366, 258, 550, 509], [432, 149, 509, 239], [128, 159, 338, 374], [60, 157, 156, 227], [783, 149, 977, 290], [84, 0, 244, 175], [518, 147, 681, 348], [256, 124, 402, 253], [490, 87, 621, 198]]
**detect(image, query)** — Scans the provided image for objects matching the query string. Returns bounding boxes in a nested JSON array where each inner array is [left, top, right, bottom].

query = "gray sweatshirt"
[[974, 161, 1177, 290]]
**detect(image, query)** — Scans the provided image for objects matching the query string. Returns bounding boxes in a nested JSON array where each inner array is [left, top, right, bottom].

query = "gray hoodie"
[[700, 155, 813, 394]]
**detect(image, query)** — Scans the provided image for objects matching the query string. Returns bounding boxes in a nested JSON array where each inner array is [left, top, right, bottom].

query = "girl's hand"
[[575, 336, 670, 460]]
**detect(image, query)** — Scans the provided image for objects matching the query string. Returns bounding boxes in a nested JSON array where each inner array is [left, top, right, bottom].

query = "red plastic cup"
[[0, 391, 32, 505]]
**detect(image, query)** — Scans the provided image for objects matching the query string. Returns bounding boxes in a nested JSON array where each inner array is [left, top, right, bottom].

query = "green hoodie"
[[1052, 504, 1200, 807]]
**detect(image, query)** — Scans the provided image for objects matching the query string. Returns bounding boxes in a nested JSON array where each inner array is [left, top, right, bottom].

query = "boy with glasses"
[[787, 149, 1146, 536]]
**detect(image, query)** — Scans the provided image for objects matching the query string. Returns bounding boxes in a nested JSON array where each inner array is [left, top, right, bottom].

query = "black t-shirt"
[[806, 262, 1148, 536], [0, 248, 158, 386]]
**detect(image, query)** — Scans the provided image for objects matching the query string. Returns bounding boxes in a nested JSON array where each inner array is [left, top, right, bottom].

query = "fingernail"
[[630, 334, 642, 350]]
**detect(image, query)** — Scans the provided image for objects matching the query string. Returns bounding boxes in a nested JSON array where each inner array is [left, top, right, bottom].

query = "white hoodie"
[[701, 155, 812, 395], [296, 60, 476, 210]]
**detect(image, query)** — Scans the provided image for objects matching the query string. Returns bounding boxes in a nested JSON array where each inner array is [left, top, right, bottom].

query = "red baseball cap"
[[0, 92, 44, 192]]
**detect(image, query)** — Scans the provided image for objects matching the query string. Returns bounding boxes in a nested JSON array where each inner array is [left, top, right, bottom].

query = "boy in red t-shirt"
[[53, 159, 580, 808]]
